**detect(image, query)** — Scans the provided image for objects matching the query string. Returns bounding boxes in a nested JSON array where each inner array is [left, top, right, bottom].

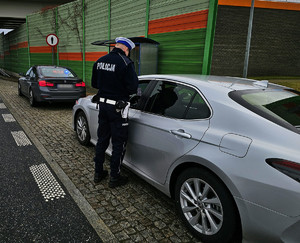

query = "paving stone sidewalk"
[[0, 79, 199, 242]]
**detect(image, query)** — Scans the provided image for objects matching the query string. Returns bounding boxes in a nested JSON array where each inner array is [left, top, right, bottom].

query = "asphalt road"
[[0, 96, 102, 242]]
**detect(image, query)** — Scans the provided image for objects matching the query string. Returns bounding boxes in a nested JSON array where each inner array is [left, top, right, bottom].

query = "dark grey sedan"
[[18, 65, 86, 106]]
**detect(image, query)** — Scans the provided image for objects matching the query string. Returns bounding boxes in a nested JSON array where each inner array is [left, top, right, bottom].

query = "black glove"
[[91, 94, 100, 103]]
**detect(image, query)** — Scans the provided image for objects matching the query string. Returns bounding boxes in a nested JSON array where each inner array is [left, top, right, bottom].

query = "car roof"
[[139, 74, 286, 92], [34, 65, 69, 69]]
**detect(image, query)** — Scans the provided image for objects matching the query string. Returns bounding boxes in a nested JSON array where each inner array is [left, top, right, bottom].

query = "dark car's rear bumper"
[[35, 87, 86, 102]]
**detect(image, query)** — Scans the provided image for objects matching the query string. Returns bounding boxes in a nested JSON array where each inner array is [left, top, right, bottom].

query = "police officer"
[[91, 37, 138, 188]]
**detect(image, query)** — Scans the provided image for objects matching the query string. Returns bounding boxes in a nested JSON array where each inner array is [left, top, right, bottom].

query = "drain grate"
[[30, 163, 66, 202]]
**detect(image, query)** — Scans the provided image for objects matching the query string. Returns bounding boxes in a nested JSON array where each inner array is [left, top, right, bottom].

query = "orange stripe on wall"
[[10, 44, 18, 51], [59, 52, 83, 61], [219, 0, 300, 11], [30, 46, 54, 53], [85, 52, 107, 62], [18, 42, 28, 48], [148, 10, 208, 35], [9, 42, 28, 51], [59, 52, 108, 61]]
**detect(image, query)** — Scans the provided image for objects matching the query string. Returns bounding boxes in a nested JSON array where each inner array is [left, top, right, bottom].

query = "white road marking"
[[2, 114, 16, 122], [11, 131, 32, 146], [30, 163, 66, 202], [0, 103, 7, 109]]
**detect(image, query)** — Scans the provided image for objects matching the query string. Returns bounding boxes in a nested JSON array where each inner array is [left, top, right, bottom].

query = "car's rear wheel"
[[29, 88, 37, 107], [175, 168, 240, 243], [75, 111, 91, 146], [18, 82, 23, 96]]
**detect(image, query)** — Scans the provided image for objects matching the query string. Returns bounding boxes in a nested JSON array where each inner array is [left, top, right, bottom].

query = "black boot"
[[94, 170, 108, 183], [109, 175, 128, 188]]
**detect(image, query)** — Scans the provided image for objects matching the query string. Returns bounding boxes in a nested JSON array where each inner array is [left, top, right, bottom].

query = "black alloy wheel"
[[29, 88, 37, 107], [75, 111, 91, 146], [175, 168, 241, 243], [18, 82, 23, 96]]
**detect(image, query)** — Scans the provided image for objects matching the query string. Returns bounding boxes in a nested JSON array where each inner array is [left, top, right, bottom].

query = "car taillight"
[[75, 82, 85, 87], [39, 80, 54, 87], [266, 158, 300, 183]]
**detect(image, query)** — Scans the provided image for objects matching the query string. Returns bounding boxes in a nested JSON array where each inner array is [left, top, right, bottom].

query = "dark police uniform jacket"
[[91, 47, 139, 101]]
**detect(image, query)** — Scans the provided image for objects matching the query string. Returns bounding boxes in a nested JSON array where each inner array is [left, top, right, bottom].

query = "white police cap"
[[115, 37, 135, 50]]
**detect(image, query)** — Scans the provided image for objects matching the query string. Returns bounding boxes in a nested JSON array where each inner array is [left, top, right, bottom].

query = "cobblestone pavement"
[[0, 79, 199, 242]]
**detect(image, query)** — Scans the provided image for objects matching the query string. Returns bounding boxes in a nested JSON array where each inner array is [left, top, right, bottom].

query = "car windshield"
[[230, 89, 300, 133], [39, 67, 76, 78]]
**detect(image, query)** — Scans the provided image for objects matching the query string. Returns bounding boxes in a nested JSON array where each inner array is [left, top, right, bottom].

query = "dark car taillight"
[[75, 82, 85, 87], [39, 80, 54, 87], [266, 158, 300, 183]]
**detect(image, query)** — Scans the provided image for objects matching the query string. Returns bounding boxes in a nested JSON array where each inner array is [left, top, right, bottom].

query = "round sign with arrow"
[[46, 33, 59, 47]]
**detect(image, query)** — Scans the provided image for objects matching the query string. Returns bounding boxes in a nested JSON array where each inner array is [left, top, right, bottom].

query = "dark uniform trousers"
[[94, 102, 128, 178]]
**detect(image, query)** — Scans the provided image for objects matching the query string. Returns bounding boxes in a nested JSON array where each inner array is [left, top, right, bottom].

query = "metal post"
[[145, 0, 150, 38], [202, 0, 218, 75], [26, 16, 31, 68], [1, 34, 4, 68], [108, 0, 111, 53], [52, 47, 54, 65], [56, 7, 59, 66], [82, 0, 86, 80], [243, 0, 255, 78]]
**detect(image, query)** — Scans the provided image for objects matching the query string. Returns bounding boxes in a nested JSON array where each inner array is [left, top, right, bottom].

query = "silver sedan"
[[72, 75, 300, 243]]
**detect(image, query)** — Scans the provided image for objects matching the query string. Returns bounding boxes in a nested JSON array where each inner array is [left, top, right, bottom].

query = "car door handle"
[[170, 129, 192, 139]]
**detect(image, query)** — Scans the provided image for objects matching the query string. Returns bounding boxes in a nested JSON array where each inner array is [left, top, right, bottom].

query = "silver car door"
[[124, 79, 156, 163], [127, 80, 211, 184], [19, 75, 27, 94]]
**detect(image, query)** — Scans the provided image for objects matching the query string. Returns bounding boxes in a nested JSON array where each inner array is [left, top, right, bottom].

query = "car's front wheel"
[[75, 111, 91, 146], [175, 168, 240, 243]]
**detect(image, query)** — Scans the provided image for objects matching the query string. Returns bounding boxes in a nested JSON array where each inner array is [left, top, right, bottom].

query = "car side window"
[[144, 81, 192, 119], [185, 93, 211, 119], [138, 80, 151, 95], [26, 68, 32, 76], [130, 80, 152, 110], [29, 69, 36, 78], [144, 80, 210, 119]]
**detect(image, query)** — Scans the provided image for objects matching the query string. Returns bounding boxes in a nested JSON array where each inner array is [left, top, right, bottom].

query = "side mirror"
[[19, 72, 25, 77]]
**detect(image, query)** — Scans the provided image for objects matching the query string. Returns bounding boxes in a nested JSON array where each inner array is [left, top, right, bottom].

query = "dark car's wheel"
[[29, 88, 37, 107], [75, 111, 91, 146], [18, 82, 23, 96], [175, 168, 240, 243]]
